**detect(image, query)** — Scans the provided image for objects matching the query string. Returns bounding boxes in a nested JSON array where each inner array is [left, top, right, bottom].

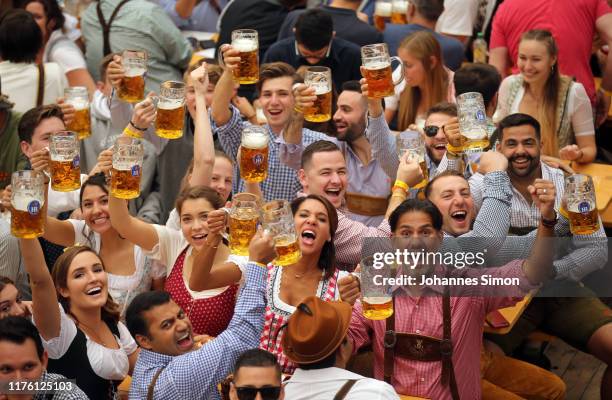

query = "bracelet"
[[541, 213, 558, 228], [250, 261, 268, 268], [129, 120, 147, 131], [393, 180, 408, 190], [392, 185, 407, 194], [123, 125, 142, 138]]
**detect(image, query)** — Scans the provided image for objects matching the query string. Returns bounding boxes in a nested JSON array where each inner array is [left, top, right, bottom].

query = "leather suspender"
[[96, 0, 131, 56], [333, 379, 359, 400], [36, 63, 45, 107], [146, 367, 165, 400], [383, 290, 460, 399]]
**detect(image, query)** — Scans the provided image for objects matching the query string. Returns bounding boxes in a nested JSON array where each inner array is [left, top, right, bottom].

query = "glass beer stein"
[[361, 43, 405, 99], [49, 131, 81, 192], [374, 0, 392, 32], [261, 200, 301, 267], [303, 67, 332, 123], [396, 130, 428, 189], [391, 0, 408, 24], [118, 50, 147, 103], [110, 137, 144, 199], [11, 170, 46, 239], [64, 87, 91, 139], [565, 174, 600, 235], [232, 29, 259, 85], [227, 193, 260, 256], [360, 256, 394, 320], [155, 81, 186, 139], [240, 126, 269, 183], [453, 92, 490, 153]]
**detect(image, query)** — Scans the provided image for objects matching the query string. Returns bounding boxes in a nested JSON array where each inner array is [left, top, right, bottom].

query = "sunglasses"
[[235, 386, 282, 400], [423, 125, 445, 138]]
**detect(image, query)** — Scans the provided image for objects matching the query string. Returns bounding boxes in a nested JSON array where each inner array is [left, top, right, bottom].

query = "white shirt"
[[44, 30, 88, 74], [436, 0, 479, 37], [0, 61, 67, 114], [47, 174, 88, 218], [146, 224, 248, 299], [34, 304, 137, 381], [284, 367, 399, 400]]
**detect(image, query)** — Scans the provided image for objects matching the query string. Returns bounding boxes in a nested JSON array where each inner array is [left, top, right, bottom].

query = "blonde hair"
[[397, 31, 449, 131]]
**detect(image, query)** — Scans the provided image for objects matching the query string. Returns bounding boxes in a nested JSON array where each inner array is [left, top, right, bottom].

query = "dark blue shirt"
[[262, 37, 362, 91], [384, 24, 465, 71]]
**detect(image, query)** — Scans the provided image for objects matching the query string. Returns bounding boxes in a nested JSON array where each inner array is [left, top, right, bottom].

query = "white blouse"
[[494, 74, 595, 137], [34, 304, 137, 381]]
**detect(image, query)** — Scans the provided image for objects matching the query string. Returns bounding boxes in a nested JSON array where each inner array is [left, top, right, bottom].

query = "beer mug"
[[227, 193, 260, 256], [374, 0, 392, 32], [396, 130, 428, 189], [155, 81, 186, 139], [261, 200, 301, 266], [64, 87, 91, 139], [49, 131, 81, 192], [231, 29, 259, 85], [455, 92, 490, 152], [361, 43, 405, 99], [391, 0, 408, 24], [240, 126, 269, 183], [10, 170, 45, 239], [360, 256, 393, 320], [118, 50, 147, 103], [110, 136, 144, 199], [303, 67, 332, 123], [565, 174, 600, 235]]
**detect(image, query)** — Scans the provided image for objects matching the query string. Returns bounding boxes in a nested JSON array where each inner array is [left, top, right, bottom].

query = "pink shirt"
[[490, 0, 612, 104], [348, 260, 537, 400]]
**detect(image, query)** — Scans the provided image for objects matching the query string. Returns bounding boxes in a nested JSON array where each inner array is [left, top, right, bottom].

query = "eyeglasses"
[[235, 386, 282, 400], [423, 125, 445, 138]]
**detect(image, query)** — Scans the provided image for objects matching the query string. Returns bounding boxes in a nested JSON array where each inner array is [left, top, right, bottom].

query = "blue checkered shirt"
[[128, 262, 267, 400], [212, 105, 330, 202]]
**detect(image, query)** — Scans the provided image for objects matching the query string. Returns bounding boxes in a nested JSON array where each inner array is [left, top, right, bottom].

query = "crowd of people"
[[0, 0, 612, 399]]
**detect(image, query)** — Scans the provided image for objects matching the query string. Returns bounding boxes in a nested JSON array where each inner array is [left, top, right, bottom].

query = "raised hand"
[[56, 97, 75, 126], [528, 179, 556, 221], [106, 55, 125, 90], [131, 93, 157, 130], [292, 83, 317, 114], [396, 152, 425, 188], [248, 229, 277, 265], [96, 147, 113, 176], [558, 145, 583, 162], [206, 208, 227, 237], [478, 151, 508, 175], [190, 63, 209, 96], [219, 44, 241, 73], [338, 272, 360, 306], [30, 148, 51, 174]]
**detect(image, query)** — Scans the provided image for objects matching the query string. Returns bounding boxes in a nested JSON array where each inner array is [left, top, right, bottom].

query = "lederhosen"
[[96, 0, 131, 56], [47, 319, 122, 400], [383, 288, 460, 400]]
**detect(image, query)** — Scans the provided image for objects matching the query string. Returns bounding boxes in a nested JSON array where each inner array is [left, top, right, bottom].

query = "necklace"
[[78, 320, 111, 347]]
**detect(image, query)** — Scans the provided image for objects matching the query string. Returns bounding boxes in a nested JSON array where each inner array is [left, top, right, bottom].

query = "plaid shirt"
[[213, 105, 330, 202], [30, 372, 89, 399], [129, 262, 267, 400]]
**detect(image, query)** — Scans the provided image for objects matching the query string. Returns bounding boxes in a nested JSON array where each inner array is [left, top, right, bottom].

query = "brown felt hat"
[[282, 296, 352, 364]]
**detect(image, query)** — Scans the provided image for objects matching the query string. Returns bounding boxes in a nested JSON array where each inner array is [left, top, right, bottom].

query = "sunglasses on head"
[[423, 125, 445, 138], [235, 386, 282, 400]]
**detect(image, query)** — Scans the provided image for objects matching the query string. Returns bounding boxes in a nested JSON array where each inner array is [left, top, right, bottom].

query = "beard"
[[508, 152, 540, 177], [337, 120, 366, 143]]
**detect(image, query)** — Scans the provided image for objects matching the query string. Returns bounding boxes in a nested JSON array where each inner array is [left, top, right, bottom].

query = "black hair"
[[126, 291, 172, 339], [389, 198, 443, 232], [234, 349, 281, 380], [16, 0, 65, 33], [299, 351, 337, 370], [340, 80, 361, 94], [295, 9, 333, 51], [497, 113, 541, 142], [0, 316, 45, 359], [453, 63, 502, 109], [0, 9, 43, 63], [411, 0, 445, 21]]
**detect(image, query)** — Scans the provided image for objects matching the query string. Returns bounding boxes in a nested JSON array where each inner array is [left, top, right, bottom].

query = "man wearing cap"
[[283, 296, 399, 399]]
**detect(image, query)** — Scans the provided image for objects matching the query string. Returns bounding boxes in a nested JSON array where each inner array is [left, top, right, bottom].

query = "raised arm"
[[97, 150, 160, 252], [188, 64, 215, 187], [212, 45, 241, 126], [18, 238, 61, 340]]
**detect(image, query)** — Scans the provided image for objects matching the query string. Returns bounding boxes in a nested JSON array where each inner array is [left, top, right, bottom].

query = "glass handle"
[[217, 44, 228, 69], [390, 56, 405, 86]]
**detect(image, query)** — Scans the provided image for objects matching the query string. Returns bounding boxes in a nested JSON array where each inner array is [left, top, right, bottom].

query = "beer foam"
[[124, 67, 146, 78], [392, 0, 408, 12], [158, 99, 184, 110], [69, 99, 89, 110], [310, 82, 331, 95], [232, 38, 257, 52], [12, 193, 44, 212], [375, 2, 392, 15], [113, 161, 139, 171], [365, 61, 391, 70], [242, 132, 268, 149]]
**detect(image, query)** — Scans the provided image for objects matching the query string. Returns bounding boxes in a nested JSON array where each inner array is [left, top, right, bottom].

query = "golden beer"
[[50, 159, 80, 192], [362, 297, 393, 320], [374, 1, 392, 31], [68, 107, 91, 140], [11, 208, 44, 239], [240, 145, 269, 182], [364, 63, 394, 98], [118, 72, 145, 103], [232, 32, 259, 84], [374, 15, 391, 31], [156, 103, 185, 139], [391, 12, 407, 24], [229, 211, 259, 256], [274, 235, 301, 266], [304, 90, 332, 123], [568, 209, 600, 235], [110, 166, 141, 199], [10, 170, 46, 239], [391, 0, 408, 24]]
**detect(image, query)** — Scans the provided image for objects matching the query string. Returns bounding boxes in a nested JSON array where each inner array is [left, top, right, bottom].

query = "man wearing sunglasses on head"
[[229, 349, 285, 400]]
